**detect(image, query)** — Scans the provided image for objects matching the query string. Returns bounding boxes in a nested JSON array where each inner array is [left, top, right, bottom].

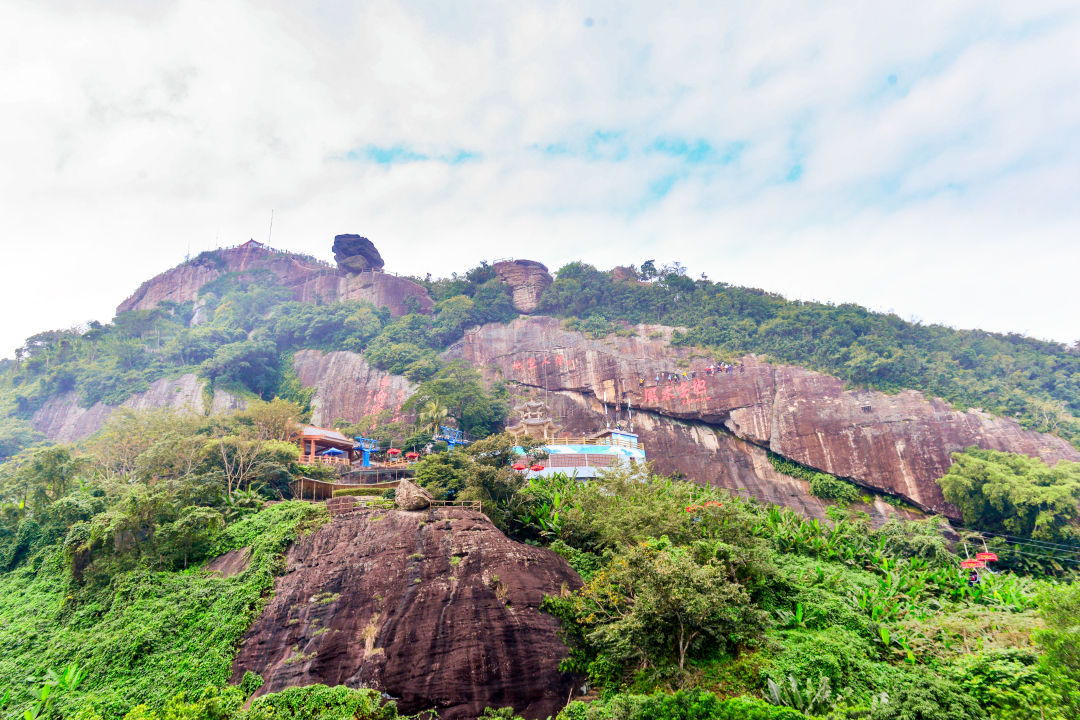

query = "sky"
[[1, 0, 1078, 358]]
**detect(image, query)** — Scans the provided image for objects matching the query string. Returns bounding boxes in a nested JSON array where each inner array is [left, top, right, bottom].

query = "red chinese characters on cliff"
[[372, 376, 391, 410], [511, 354, 574, 373], [641, 377, 710, 409]]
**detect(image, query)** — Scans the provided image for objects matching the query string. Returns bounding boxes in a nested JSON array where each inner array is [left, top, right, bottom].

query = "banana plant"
[[766, 674, 833, 717]]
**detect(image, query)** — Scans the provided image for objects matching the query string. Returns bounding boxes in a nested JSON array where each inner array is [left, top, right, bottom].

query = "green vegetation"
[[556, 691, 804, 719], [536, 261, 1080, 449], [0, 250, 1079, 719], [767, 453, 862, 505], [937, 448, 1080, 543], [331, 487, 391, 497], [1, 261, 518, 436], [448, 458, 1080, 720]]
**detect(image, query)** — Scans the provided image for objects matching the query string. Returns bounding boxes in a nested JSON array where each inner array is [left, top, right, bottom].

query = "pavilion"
[[294, 425, 356, 466]]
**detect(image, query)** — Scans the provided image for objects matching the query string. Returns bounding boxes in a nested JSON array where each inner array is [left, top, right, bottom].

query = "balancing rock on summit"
[[333, 234, 385, 273], [493, 259, 552, 314]]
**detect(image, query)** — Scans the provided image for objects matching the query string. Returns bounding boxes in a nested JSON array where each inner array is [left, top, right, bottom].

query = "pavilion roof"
[[296, 425, 355, 450]]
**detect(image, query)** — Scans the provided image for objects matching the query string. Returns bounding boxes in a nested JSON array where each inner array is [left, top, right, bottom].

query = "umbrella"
[[405, 452, 420, 460], [388, 448, 401, 456], [321, 448, 345, 456], [512, 463, 527, 471], [530, 464, 545, 472]]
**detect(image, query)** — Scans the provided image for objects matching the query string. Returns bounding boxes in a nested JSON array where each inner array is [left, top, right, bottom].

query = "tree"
[[937, 448, 1080, 541], [198, 340, 280, 397], [158, 506, 224, 568], [6, 446, 81, 513], [417, 399, 449, 436], [555, 536, 770, 673], [413, 452, 474, 499], [241, 398, 304, 442], [403, 362, 508, 438], [209, 430, 267, 500]]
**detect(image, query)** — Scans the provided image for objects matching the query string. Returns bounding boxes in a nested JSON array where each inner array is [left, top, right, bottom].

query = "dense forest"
[[0, 253, 1077, 719]]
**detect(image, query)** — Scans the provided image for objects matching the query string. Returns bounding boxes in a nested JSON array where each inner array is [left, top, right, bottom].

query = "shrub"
[[332, 488, 388, 498], [870, 669, 985, 720], [767, 453, 861, 505], [556, 691, 805, 720], [246, 684, 397, 720], [764, 627, 900, 701]]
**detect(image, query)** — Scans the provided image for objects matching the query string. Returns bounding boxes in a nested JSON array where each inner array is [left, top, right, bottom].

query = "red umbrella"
[[530, 464, 545, 472], [388, 448, 401, 456], [512, 463, 527, 471], [405, 452, 420, 460]]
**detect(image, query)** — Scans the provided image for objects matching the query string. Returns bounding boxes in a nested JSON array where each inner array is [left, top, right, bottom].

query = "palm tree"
[[417, 399, 449, 436]]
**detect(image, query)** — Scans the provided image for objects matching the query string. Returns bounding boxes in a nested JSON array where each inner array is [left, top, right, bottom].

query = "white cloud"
[[0, 0, 1078, 357]]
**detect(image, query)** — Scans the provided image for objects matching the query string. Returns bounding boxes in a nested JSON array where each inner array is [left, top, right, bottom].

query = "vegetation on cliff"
[[536, 261, 1080, 449]]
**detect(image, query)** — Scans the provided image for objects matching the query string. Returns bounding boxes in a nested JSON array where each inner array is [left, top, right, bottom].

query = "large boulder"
[[231, 508, 580, 719], [394, 479, 433, 511], [333, 234, 385, 273], [493, 260, 552, 314]]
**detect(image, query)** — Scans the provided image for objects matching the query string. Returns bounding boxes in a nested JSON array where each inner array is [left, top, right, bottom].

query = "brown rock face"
[[493, 260, 552, 315], [292, 350, 417, 427], [118, 245, 432, 318], [231, 508, 580, 719], [443, 317, 1080, 518]]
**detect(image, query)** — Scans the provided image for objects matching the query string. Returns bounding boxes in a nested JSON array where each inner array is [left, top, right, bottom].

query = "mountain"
[[4, 237, 1077, 524], [1, 236, 1078, 719]]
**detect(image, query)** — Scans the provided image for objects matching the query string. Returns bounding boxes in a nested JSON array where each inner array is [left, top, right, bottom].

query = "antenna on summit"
[[268, 209, 274, 244]]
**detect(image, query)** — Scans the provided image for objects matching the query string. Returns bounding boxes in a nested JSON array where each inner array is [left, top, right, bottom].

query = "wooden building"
[[295, 425, 356, 466]]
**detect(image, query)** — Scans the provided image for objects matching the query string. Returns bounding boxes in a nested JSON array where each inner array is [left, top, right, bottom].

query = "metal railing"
[[429, 500, 482, 512], [545, 436, 644, 450]]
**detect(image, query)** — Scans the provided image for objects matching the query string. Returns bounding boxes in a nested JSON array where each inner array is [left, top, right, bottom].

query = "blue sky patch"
[[343, 145, 480, 165]]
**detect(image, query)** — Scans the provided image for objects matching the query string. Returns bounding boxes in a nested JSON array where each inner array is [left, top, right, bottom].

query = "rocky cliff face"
[[29, 374, 246, 443], [231, 507, 579, 719], [492, 260, 552, 315], [117, 245, 433, 318], [293, 350, 417, 428], [442, 317, 1080, 518]]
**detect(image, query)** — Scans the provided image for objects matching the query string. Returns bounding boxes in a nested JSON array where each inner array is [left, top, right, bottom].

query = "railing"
[[546, 454, 620, 468], [545, 436, 644, 450], [299, 454, 351, 466], [429, 500, 482, 513]]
